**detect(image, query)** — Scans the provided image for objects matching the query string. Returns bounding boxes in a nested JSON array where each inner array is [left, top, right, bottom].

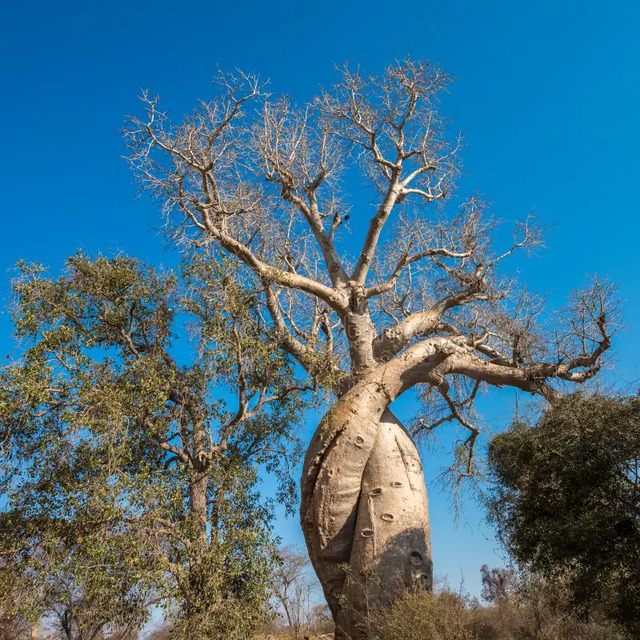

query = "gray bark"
[[189, 472, 209, 547], [301, 398, 432, 639]]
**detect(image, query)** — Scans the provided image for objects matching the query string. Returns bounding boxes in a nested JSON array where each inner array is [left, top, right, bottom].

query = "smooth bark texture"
[[303, 409, 431, 639], [300, 345, 443, 638]]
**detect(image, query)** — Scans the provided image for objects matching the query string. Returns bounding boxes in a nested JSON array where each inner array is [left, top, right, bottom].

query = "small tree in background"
[[0, 253, 311, 639], [272, 546, 317, 639], [488, 393, 640, 634], [479, 565, 518, 606]]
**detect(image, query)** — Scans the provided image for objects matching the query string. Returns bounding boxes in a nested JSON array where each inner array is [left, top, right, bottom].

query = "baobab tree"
[[126, 59, 616, 638]]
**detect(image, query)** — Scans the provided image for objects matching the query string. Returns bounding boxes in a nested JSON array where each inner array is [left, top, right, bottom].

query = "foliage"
[[487, 393, 640, 634], [0, 253, 311, 638], [368, 570, 628, 640], [370, 590, 475, 640]]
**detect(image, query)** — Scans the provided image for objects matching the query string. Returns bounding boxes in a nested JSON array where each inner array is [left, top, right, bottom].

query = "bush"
[[370, 590, 475, 640], [367, 571, 629, 640], [488, 394, 640, 634]]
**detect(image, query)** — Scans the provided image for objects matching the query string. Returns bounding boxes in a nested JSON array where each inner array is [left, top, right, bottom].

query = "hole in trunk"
[[381, 513, 394, 522], [361, 528, 374, 538], [410, 551, 423, 566], [369, 488, 383, 496], [391, 481, 403, 488], [354, 436, 364, 448]]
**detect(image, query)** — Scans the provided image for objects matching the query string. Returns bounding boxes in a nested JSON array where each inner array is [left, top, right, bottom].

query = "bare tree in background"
[[126, 58, 617, 639], [480, 565, 519, 605], [273, 547, 316, 639]]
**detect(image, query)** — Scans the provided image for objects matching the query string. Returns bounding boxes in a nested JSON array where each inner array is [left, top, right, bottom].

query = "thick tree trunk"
[[301, 393, 432, 639], [340, 410, 432, 636], [301, 338, 457, 637]]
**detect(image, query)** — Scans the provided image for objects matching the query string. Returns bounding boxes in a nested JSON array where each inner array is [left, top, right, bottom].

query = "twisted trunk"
[[301, 342, 445, 639], [302, 410, 431, 639]]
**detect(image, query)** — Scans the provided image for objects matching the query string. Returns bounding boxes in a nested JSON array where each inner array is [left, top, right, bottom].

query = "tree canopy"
[[488, 393, 640, 633], [125, 59, 617, 470], [0, 253, 311, 638]]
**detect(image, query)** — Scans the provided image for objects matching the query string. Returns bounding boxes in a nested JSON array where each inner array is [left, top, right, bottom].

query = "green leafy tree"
[[488, 393, 640, 634], [0, 253, 310, 639]]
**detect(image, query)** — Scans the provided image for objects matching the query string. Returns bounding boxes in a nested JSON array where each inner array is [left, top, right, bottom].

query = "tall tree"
[[126, 59, 616, 638], [488, 393, 640, 634], [0, 254, 309, 639]]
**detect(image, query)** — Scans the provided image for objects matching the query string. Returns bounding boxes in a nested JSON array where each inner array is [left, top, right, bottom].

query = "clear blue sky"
[[2, 0, 639, 601]]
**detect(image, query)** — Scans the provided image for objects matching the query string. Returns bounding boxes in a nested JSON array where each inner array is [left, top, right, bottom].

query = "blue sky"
[[2, 0, 639, 603]]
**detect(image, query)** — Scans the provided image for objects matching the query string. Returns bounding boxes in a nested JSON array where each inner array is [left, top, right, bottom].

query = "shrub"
[[367, 572, 629, 640], [369, 590, 475, 640]]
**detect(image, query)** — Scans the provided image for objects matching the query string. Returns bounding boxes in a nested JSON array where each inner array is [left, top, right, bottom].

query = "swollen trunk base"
[[302, 408, 432, 640]]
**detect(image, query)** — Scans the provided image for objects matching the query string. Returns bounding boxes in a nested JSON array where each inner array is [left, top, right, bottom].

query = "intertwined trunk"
[[301, 354, 435, 639]]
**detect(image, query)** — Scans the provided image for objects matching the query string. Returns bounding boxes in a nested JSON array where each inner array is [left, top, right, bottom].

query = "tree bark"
[[301, 394, 432, 639], [185, 471, 209, 636], [189, 472, 209, 547], [300, 337, 461, 638]]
